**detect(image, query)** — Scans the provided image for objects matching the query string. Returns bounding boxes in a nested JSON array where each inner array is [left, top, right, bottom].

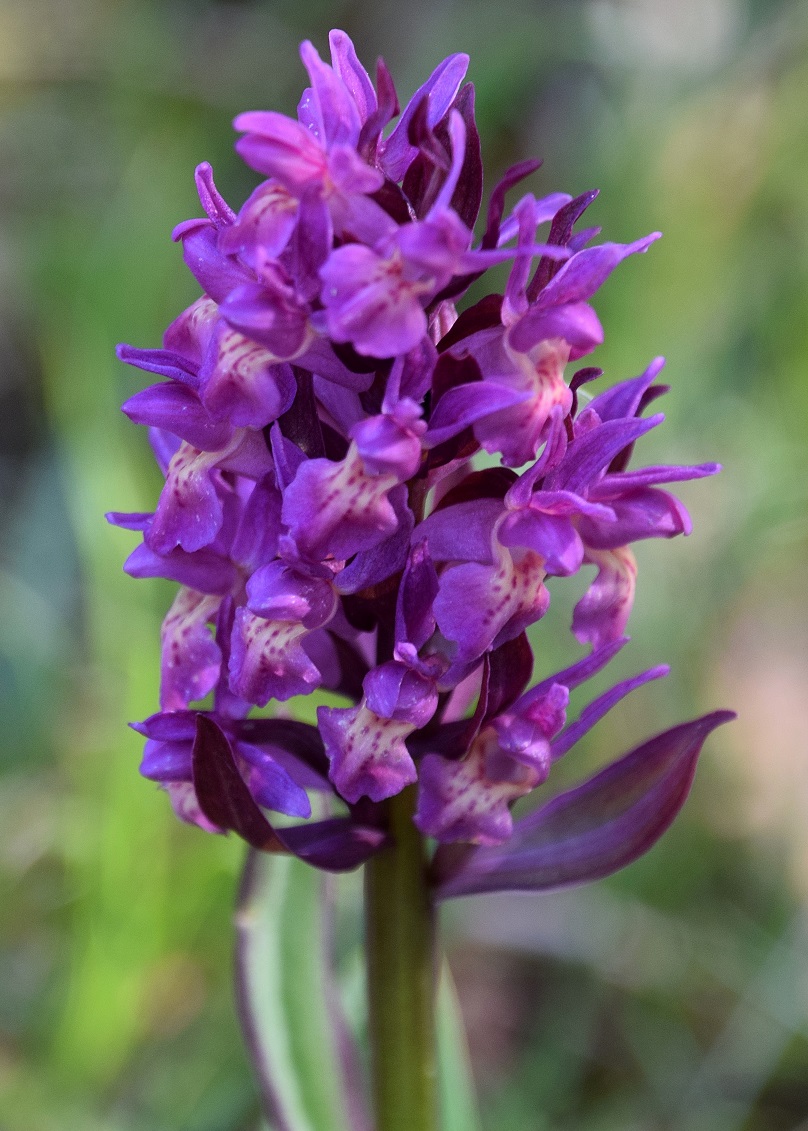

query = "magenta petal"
[[147, 443, 226, 554], [174, 220, 252, 303], [219, 281, 311, 363], [141, 738, 192, 782], [508, 302, 604, 357], [550, 664, 669, 760], [577, 488, 691, 549], [536, 234, 661, 309], [318, 703, 418, 804], [395, 540, 440, 650], [132, 710, 198, 743], [233, 111, 327, 190], [117, 344, 199, 388], [336, 485, 414, 594], [228, 607, 323, 707], [160, 588, 222, 710], [320, 244, 428, 358], [235, 740, 312, 818], [124, 542, 237, 595], [219, 180, 298, 263], [363, 662, 438, 728], [328, 30, 376, 122], [434, 711, 735, 897], [202, 336, 296, 430], [548, 415, 662, 496], [572, 547, 637, 649], [584, 357, 665, 423], [379, 53, 469, 181], [230, 474, 283, 574], [299, 39, 362, 148], [434, 547, 549, 661], [499, 510, 583, 576], [282, 446, 399, 562], [194, 162, 236, 227], [596, 462, 720, 491], [122, 382, 233, 450], [424, 381, 530, 447], [414, 498, 501, 564]]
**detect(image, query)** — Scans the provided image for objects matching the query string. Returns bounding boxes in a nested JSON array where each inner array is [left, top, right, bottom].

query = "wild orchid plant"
[[110, 29, 733, 1131]]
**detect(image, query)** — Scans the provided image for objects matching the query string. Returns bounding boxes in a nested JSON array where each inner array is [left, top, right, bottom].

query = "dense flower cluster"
[[111, 31, 732, 894]]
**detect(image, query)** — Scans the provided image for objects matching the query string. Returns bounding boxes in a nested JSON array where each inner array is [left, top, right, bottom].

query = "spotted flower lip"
[[114, 28, 732, 886]]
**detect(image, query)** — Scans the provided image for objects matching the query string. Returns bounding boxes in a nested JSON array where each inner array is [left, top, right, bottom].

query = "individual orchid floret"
[[197, 321, 297, 428], [417, 643, 668, 845], [281, 440, 406, 562], [146, 429, 273, 555], [319, 661, 437, 804], [432, 535, 550, 664], [228, 561, 337, 706], [445, 227, 660, 468], [350, 399, 426, 480], [134, 709, 312, 833]]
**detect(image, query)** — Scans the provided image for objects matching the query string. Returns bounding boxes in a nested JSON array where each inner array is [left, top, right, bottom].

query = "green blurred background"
[[1, 0, 807, 1127]]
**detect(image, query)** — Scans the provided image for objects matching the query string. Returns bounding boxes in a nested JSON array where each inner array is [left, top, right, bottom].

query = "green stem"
[[365, 785, 438, 1131]]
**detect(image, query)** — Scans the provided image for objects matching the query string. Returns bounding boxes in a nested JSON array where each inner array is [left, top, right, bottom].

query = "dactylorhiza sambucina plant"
[[111, 29, 733, 1131]]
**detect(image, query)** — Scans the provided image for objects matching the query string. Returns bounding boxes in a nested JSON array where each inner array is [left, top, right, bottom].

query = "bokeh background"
[[1, 0, 807, 1127]]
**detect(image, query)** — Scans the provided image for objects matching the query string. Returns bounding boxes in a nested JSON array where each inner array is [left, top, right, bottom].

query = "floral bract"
[[112, 30, 732, 896]]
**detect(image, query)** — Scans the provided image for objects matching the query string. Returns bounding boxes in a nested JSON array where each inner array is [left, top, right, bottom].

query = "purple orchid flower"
[[113, 28, 731, 899]]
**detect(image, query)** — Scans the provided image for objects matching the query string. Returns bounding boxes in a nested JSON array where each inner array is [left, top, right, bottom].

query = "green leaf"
[[235, 850, 362, 1131], [438, 962, 483, 1131]]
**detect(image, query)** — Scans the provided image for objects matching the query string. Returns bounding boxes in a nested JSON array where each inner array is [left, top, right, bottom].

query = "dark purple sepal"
[[434, 710, 735, 898], [124, 542, 237, 595], [441, 83, 482, 232], [233, 717, 331, 786], [192, 715, 283, 851], [437, 294, 503, 351], [481, 161, 542, 250], [358, 57, 399, 157], [526, 189, 599, 299], [395, 539, 439, 651], [116, 343, 199, 388], [277, 818, 387, 871], [122, 382, 233, 451], [173, 220, 252, 303], [481, 633, 534, 723]]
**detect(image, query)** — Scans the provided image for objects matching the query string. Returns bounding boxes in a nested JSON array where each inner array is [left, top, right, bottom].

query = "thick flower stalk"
[[112, 30, 732, 1131]]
